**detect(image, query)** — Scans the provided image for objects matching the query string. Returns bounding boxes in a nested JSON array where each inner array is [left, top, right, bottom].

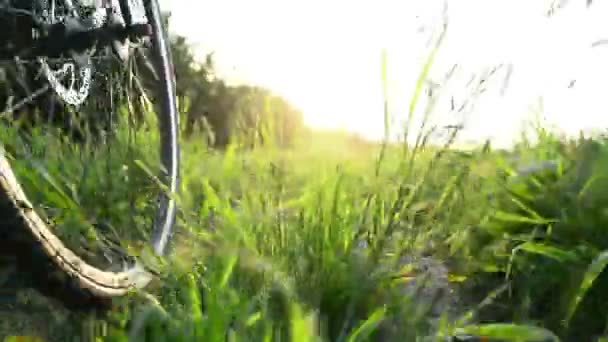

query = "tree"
[[0, 8, 306, 149]]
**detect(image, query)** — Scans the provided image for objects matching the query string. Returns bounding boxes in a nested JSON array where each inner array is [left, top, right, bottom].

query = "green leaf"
[[455, 323, 559, 342], [508, 196, 546, 222], [507, 242, 578, 280], [494, 211, 556, 225], [407, 24, 445, 119], [565, 250, 608, 325], [186, 274, 203, 323], [245, 311, 262, 327], [219, 253, 238, 288], [516, 242, 578, 263], [289, 304, 316, 342], [346, 307, 386, 342]]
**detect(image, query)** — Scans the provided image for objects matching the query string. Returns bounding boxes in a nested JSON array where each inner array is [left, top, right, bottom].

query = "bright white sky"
[[159, 0, 608, 148]]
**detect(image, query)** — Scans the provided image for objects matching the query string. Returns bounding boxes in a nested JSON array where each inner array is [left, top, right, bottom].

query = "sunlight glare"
[[161, 0, 608, 147]]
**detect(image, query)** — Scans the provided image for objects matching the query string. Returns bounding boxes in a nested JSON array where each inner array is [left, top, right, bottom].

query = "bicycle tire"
[[0, 0, 179, 300]]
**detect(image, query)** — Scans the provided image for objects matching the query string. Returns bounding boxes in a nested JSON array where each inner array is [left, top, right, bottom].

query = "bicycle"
[[0, 0, 179, 306]]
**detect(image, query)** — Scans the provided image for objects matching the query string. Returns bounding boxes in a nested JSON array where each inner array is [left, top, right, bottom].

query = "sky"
[[158, 0, 608, 148]]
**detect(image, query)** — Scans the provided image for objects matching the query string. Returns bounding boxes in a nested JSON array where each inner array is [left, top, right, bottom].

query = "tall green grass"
[[6, 108, 608, 341], [4, 17, 608, 342], [103, 124, 588, 342]]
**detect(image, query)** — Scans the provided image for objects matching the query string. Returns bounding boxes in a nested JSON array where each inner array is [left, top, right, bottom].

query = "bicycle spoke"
[[3, 65, 72, 115], [3, 84, 51, 114], [135, 48, 159, 81], [0, 0, 179, 299]]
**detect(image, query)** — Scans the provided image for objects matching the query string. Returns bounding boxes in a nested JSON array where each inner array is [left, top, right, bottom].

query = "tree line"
[[0, 11, 305, 149], [170, 34, 305, 148]]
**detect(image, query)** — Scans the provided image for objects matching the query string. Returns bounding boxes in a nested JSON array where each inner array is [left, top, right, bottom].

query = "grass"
[[3, 17, 608, 342], [4, 117, 608, 341], [0, 111, 162, 269]]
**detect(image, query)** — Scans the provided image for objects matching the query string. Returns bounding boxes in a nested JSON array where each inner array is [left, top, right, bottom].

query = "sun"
[[161, 0, 608, 147]]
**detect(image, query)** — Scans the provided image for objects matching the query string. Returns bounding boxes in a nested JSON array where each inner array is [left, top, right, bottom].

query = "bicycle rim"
[[0, 0, 179, 298]]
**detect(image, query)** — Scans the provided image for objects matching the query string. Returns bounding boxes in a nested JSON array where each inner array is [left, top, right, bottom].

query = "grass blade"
[[516, 242, 578, 263], [565, 250, 608, 325], [345, 307, 386, 342], [455, 323, 559, 342]]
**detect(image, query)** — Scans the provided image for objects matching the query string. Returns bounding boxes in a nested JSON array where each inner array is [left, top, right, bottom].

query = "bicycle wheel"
[[0, 0, 179, 300]]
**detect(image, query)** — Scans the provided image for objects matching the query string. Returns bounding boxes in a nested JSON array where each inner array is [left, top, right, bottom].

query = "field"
[[2, 5, 608, 340], [2, 117, 608, 342]]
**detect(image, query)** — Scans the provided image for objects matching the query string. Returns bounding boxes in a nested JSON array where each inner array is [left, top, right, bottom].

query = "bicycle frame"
[[65, 0, 149, 26], [117, 0, 148, 26], [0, 0, 153, 61]]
